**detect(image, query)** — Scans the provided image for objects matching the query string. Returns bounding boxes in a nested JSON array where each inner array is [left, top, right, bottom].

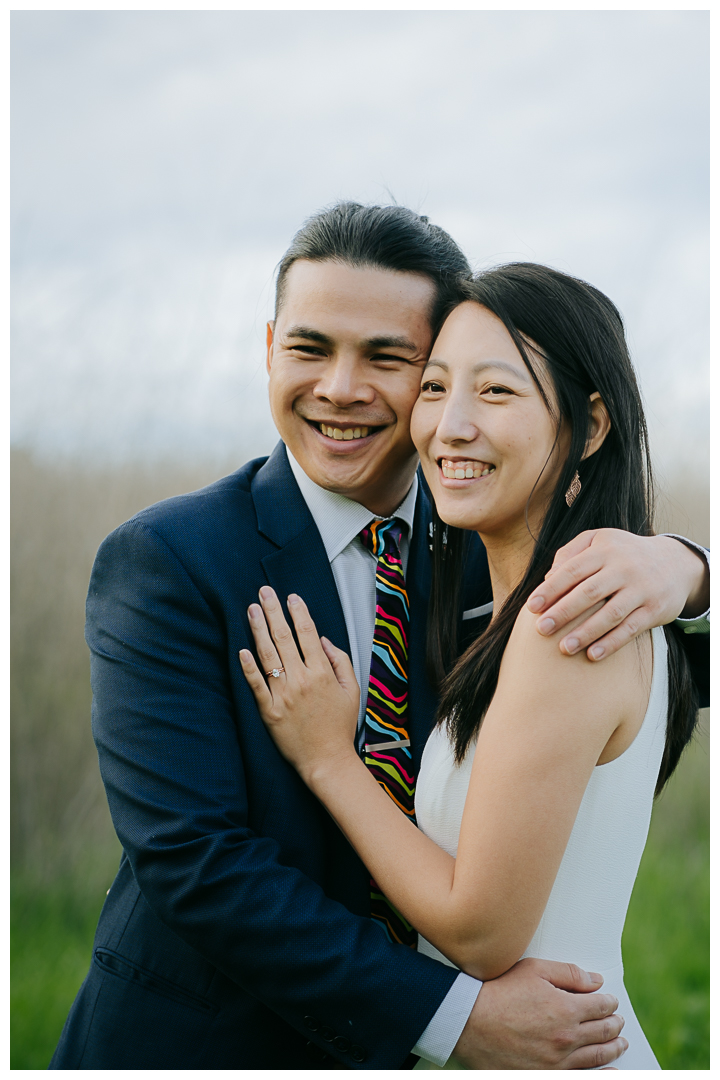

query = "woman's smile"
[[438, 458, 496, 483]]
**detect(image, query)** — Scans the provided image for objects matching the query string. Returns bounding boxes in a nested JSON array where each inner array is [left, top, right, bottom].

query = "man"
[[52, 203, 709, 1070]]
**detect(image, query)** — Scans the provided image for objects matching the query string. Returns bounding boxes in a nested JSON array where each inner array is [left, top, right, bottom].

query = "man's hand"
[[452, 958, 627, 1070], [526, 530, 709, 661]]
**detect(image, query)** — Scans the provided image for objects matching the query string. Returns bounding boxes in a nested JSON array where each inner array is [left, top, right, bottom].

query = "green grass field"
[[11, 721, 708, 1071], [621, 720, 710, 1069], [11, 869, 118, 1070]]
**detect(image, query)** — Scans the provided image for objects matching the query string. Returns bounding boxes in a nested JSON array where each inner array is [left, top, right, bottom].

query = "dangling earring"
[[565, 470, 581, 507]]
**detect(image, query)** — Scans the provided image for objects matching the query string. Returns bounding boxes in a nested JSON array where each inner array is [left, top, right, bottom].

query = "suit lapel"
[[261, 536, 351, 657], [252, 443, 365, 910], [252, 443, 351, 657]]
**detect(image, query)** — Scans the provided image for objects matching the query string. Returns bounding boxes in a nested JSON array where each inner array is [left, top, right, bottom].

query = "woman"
[[239, 264, 698, 1070]]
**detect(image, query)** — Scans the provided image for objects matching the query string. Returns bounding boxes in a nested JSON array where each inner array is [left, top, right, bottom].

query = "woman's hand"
[[239, 587, 360, 784]]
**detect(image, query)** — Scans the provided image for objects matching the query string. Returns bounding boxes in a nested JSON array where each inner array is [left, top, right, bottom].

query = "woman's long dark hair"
[[427, 264, 698, 796]]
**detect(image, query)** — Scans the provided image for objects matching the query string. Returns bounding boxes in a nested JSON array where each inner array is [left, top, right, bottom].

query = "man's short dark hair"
[[275, 202, 471, 330]]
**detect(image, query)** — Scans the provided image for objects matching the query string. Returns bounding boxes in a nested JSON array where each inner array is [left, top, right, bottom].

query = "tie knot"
[[360, 518, 404, 559]]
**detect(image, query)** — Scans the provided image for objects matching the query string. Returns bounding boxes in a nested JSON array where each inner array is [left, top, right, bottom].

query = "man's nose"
[[313, 356, 374, 407], [435, 392, 479, 445]]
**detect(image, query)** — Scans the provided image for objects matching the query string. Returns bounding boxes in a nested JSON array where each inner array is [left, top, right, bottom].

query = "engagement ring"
[[265, 667, 285, 678]]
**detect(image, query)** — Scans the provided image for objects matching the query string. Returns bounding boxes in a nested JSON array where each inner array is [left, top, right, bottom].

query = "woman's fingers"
[[247, 600, 286, 677], [287, 594, 330, 668], [257, 586, 304, 674], [238, 649, 274, 713], [321, 637, 358, 695], [248, 590, 356, 711]]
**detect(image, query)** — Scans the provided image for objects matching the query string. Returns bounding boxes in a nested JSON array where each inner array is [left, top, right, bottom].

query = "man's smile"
[[319, 422, 373, 441], [303, 417, 389, 451]]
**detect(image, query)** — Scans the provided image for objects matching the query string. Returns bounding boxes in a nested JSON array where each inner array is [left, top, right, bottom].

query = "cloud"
[[11, 10, 708, 478]]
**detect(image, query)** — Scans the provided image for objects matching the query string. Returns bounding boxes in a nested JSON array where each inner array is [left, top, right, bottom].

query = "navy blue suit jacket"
[[50, 444, 493, 1070]]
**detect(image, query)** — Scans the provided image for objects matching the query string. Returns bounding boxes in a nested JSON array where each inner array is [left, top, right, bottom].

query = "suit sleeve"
[[86, 519, 458, 1069], [665, 539, 710, 709], [676, 629, 709, 708]]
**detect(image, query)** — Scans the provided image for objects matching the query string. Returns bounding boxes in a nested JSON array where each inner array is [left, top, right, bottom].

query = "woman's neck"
[[479, 524, 537, 613]]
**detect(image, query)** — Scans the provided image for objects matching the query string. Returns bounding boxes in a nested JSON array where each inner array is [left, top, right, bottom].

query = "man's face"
[[267, 259, 436, 516]]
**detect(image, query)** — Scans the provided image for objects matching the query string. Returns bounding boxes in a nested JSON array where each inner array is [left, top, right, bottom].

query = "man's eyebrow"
[[282, 325, 333, 345], [424, 357, 529, 380], [282, 327, 420, 353], [363, 334, 419, 352]]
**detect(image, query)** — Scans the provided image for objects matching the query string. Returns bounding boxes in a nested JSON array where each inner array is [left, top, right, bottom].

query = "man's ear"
[[266, 321, 275, 375], [582, 391, 611, 459]]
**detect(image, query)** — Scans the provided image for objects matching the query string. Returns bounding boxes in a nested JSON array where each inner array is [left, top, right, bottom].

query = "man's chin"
[[285, 424, 418, 504], [290, 426, 384, 475], [301, 457, 378, 497]]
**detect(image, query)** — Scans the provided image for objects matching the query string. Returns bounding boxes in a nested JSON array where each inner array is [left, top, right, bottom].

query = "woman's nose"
[[435, 393, 478, 445]]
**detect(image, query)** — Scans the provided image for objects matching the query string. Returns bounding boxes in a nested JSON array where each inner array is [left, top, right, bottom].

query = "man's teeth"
[[320, 423, 371, 441], [441, 460, 496, 479]]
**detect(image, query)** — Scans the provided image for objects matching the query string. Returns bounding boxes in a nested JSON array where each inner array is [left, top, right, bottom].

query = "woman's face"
[[411, 301, 568, 540]]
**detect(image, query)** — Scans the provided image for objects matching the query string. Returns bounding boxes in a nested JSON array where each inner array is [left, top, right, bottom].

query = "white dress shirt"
[[287, 451, 481, 1067]]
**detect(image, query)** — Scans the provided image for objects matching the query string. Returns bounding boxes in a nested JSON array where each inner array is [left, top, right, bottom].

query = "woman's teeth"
[[441, 460, 496, 479], [320, 423, 371, 441]]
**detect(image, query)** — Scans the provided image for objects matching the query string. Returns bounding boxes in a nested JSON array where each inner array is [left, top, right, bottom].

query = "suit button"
[[350, 1044, 367, 1062], [321, 1025, 335, 1042], [304, 1015, 320, 1032], [333, 1036, 350, 1053], [305, 1040, 328, 1062]]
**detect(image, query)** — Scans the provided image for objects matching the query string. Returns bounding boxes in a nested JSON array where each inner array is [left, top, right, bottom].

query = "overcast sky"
[[11, 10, 709, 484]]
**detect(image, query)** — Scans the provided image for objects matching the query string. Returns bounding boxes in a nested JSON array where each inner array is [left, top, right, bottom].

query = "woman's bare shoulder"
[[495, 603, 651, 734]]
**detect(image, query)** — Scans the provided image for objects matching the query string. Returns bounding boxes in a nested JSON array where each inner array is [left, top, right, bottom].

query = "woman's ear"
[[582, 391, 611, 459]]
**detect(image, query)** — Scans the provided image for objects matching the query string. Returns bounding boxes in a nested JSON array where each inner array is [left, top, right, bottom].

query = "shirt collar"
[[287, 448, 418, 564]]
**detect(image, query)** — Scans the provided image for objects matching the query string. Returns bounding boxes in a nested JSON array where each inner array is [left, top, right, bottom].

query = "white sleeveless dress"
[[414, 626, 666, 1070]]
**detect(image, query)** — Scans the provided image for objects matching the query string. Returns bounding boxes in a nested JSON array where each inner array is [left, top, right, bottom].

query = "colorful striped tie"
[[359, 518, 417, 948]]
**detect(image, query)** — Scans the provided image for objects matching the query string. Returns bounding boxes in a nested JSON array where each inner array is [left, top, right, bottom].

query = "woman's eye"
[[486, 385, 511, 396], [421, 380, 445, 393]]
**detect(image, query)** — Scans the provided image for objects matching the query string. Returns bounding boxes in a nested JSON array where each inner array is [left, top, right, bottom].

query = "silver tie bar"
[[364, 738, 411, 753]]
